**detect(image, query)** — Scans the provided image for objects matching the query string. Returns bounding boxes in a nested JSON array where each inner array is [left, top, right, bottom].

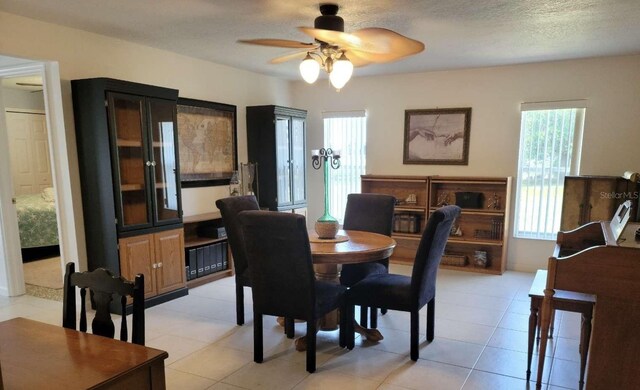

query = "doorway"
[[0, 55, 80, 298], [3, 76, 63, 299]]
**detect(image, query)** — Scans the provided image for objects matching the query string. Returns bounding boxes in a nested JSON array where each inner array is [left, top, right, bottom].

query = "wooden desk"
[[0, 318, 168, 389], [309, 229, 396, 330], [537, 221, 640, 389], [528, 270, 595, 389]]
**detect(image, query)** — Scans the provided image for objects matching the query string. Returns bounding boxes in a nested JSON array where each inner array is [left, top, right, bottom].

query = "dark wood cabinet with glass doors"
[[247, 105, 307, 214], [72, 78, 187, 312]]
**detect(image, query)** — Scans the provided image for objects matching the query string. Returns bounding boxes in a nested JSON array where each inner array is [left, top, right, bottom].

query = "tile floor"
[[3, 265, 583, 390]]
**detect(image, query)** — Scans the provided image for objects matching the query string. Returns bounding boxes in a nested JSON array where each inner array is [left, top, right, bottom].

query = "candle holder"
[[311, 148, 341, 239]]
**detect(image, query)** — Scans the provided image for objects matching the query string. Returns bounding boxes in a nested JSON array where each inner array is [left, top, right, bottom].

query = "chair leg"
[[306, 318, 317, 373], [236, 284, 244, 326], [254, 312, 263, 363], [360, 306, 368, 328], [339, 304, 347, 348], [426, 297, 435, 342], [381, 308, 387, 315], [410, 310, 419, 361], [347, 305, 355, 350], [285, 317, 295, 339], [370, 307, 378, 329]]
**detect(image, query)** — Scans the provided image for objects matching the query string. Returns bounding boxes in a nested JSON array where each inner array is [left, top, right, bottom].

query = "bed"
[[16, 192, 59, 249]]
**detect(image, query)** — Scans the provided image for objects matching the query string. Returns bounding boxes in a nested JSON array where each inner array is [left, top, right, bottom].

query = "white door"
[[6, 111, 52, 195]]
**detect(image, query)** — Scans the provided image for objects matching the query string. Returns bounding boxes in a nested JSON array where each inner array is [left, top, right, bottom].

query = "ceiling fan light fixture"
[[299, 53, 320, 84], [329, 52, 353, 91]]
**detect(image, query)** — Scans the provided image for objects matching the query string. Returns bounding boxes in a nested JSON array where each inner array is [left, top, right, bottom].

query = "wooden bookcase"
[[183, 212, 234, 288], [361, 175, 512, 275], [361, 175, 429, 263]]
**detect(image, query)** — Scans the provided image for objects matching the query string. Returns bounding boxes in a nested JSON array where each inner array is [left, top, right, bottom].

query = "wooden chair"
[[340, 193, 395, 328], [346, 205, 460, 360], [215, 195, 260, 326], [62, 262, 145, 345], [238, 210, 352, 373]]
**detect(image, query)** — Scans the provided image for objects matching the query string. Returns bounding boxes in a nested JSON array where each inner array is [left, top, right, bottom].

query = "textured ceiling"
[[1, 0, 640, 80]]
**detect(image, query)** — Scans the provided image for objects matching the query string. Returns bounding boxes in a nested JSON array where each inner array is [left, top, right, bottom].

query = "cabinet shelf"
[[184, 236, 227, 249], [395, 206, 426, 212], [447, 238, 503, 246], [117, 139, 143, 147], [429, 207, 504, 216], [121, 183, 145, 191], [392, 232, 422, 240]]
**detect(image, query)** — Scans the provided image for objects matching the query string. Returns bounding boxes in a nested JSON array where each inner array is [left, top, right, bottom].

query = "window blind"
[[514, 106, 585, 239], [323, 112, 367, 223]]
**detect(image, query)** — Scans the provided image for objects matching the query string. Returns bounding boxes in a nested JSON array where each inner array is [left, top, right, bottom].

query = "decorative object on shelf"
[[450, 225, 463, 237], [455, 192, 484, 209], [403, 107, 472, 165], [312, 148, 341, 239], [240, 162, 258, 197], [405, 194, 417, 205], [394, 214, 421, 234], [177, 98, 238, 188], [238, 4, 424, 92], [437, 191, 450, 206], [441, 254, 468, 267], [473, 250, 488, 268], [487, 192, 501, 209], [229, 171, 240, 196]]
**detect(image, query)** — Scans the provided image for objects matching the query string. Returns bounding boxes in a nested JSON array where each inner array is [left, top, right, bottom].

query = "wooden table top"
[[309, 229, 396, 265], [0, 317, 168, 390]]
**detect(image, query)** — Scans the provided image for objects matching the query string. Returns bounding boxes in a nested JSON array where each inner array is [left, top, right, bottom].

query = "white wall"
[[0, 11, 292, 268], [291, 55, 640, 272]]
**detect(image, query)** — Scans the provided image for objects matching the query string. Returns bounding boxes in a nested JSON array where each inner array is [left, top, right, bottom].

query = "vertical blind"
[[323, 111, 367, 223], [514, 102, 585, 239]]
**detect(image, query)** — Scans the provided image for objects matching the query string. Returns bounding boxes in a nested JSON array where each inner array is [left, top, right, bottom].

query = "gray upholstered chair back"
[[343, 193, 396, 236], [215, 196, 260, 277], [238, 210, 316, 320], [410, 205, 460, 306]]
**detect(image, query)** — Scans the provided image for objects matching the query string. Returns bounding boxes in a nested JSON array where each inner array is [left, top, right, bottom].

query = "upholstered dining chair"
[[238, 210, 352, 373], [63, 262, 145, 345], [346, 205, 460, 360], [340, 193, 395, 328], [215, 195, 260, 326]]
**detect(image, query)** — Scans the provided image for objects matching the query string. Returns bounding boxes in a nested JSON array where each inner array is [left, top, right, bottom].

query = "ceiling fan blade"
[[237, 39, 318, 49], [342, 50, 372, 67], [298, 27, 381, 53], [269, 50, 310, 64], [348, 28, 425, 62]]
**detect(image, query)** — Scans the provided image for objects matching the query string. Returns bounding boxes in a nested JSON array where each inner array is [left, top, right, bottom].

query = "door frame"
[[0, 60, 80, 296]]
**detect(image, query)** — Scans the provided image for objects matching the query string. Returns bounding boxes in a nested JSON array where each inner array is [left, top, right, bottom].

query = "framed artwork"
[[403, 107, 472, 165], [177, 98, 237, 188]]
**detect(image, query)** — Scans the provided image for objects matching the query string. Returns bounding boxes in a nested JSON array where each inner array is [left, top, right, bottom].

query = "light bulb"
[[329, 52, 353, 91], [299, 53, 320, 84]]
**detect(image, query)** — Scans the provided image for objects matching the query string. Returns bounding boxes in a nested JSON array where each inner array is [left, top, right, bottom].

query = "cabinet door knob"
[[157, 262, 163, 268], [146, 161, 152, 167], [152, 263, 157, 269], [151, 161, 157, 166]]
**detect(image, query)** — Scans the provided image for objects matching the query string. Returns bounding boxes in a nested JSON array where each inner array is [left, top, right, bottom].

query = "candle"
[[333, 149, 341, 158], [312, 149, 320, 157]]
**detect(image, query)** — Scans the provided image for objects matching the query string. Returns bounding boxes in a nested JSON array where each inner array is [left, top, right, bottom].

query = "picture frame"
[[403, 107, 472, 165], [177, 98, 237, 188]]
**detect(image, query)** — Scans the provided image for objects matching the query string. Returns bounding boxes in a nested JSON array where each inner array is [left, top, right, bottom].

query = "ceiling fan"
[[238, 3, 425, 90]]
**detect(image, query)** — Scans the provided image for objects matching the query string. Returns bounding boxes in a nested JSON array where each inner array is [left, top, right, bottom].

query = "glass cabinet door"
[[107, 92, 152, 230], [147, 98, 182, 225], [291, 117, 306, 204], [275, 116, 292, 206]]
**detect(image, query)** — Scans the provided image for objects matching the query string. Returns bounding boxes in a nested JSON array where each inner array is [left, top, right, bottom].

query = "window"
[[514, 101, 585, 239], [323, 111, 367, 223]]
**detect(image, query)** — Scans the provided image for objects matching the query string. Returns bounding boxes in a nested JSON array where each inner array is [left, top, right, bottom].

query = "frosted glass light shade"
[[329, 54, 353, 90], [299, 54, 320, 84]]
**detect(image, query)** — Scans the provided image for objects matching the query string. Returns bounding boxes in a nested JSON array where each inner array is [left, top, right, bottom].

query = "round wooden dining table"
[[308, 229, 396, 330]]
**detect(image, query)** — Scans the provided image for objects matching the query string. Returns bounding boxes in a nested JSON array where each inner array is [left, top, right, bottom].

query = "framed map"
[[177, 98, 237, 188]]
